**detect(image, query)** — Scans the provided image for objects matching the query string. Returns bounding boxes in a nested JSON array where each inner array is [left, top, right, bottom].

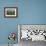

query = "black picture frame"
[[4, 7, 18, 18]]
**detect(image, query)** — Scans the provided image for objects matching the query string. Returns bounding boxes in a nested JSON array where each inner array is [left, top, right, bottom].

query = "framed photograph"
[[4, 7, 18, 18]]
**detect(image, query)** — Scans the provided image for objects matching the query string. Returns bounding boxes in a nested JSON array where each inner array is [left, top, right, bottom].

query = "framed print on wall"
[[4, 7, 18, 18]]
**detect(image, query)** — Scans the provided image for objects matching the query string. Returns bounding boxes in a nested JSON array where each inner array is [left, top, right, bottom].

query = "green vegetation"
[[7, 10, 15, 15]]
